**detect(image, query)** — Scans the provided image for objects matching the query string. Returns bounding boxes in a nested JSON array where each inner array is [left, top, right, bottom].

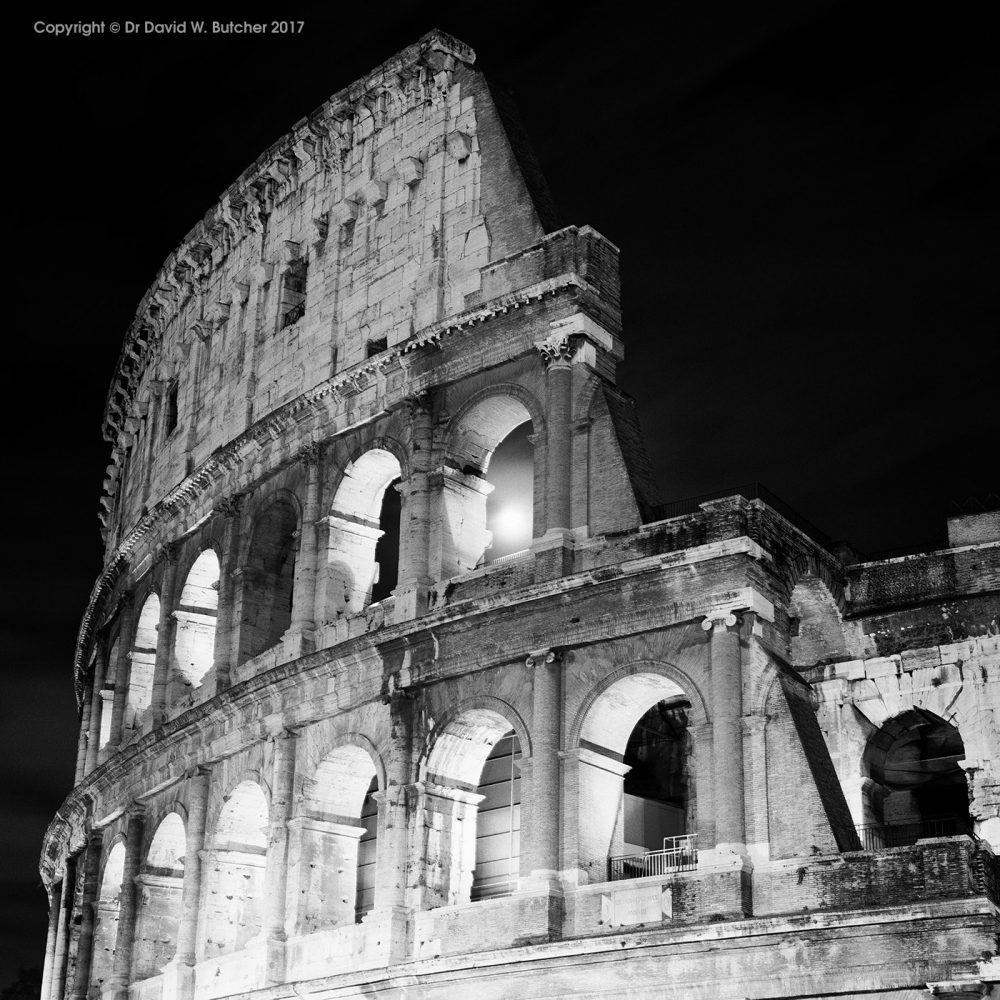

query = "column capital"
[[701, 611, 740, 633], [535, 331, 575, 368], [160, 540, 183, 565], [215, 492, 245, 519], [300, 442, 322, 467], [525, 648, 560, 668]]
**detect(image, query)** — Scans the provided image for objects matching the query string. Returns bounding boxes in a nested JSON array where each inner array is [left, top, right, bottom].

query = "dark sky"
[[4, 1, 995, 978]]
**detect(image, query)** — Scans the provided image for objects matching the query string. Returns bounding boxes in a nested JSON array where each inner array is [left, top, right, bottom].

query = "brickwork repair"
[[42, 31, 998, 1000]]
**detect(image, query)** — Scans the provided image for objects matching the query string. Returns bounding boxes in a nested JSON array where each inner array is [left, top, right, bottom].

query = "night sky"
[[4, 1, 995, 979]]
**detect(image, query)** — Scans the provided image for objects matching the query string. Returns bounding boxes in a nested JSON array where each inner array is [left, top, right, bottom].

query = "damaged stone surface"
[[42, 31, 998, 1000]]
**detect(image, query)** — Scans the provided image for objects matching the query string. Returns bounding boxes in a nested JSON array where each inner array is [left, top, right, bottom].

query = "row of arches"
[[77, 659, 972, 994], [87, 414, 537, 764], [85, 667, 704, 989]]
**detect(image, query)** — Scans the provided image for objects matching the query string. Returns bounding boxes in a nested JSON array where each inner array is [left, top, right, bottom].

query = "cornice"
[[79, 266, 605, 693], [101, 30, 476, 449], [47, 532, 773, 886]]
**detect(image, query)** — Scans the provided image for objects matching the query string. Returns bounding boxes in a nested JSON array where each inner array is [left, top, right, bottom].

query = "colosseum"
[[39, 29, 998, 1000]]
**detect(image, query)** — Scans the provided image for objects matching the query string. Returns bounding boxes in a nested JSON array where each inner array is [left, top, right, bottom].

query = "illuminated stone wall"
[[41, 32, 999, 1000]]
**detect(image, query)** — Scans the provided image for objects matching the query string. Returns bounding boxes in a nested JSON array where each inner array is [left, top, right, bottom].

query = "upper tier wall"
[[100, 29, 572, 554]]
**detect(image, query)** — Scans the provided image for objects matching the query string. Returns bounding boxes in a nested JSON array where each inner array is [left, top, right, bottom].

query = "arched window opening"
[[421, 708, 519, 908], [622, 701, 693, 860], [132, 813, 185, 981], [99, 640, 119, 752], [324, 450, 402, 618], [126, 595, 159, 731], [370, 479, 401, 604], [173, 551, 220, 695], [204, 782, 269, 958], [471, 730, 521, 900], [577, 672, 698, 883], [238, 501, 297, 664], [861, 710, 971, 848], [91, 842, 125, 992], [293, 746, 378, 935], [483, 422, 534, 562], [448, 395, 536, 572]]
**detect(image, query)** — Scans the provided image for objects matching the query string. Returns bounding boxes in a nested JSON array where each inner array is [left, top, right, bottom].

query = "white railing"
[[480, 548, 531, 568], [608, 834, 698, 880]]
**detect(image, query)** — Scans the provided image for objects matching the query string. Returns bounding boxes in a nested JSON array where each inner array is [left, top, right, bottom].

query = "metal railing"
[[608, 834, 698, 881], [477, 548, 531, 569], [855, 815, 972, 851]]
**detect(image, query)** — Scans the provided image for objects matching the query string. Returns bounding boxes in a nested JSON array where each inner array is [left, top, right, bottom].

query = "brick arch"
[[210, 777, 269, 852], [98, 835, 127, 899], [444, 383, 545, 475], [299, 734, 386, 819], [422, 695, 531, 788], [786, 573, 849, 667], [175, 539, 223, 602], [569, 659, 710, 755], [781, 553, 847, 615], [237, 494, 300, 664], [329, 447, 404, 521]]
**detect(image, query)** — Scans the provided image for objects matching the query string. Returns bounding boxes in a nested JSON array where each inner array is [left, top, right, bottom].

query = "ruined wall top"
[[98, 28, 589, 550]]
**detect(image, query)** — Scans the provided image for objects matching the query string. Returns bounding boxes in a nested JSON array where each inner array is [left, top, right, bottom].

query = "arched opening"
[[787, 576, 848, 667], [292, 745, 379, 934], [483, 422, 534, 562], [422, 708, 521, 907], [577, 671, 698, 882], [132, 813, 185, 981], [203, 782, 269, 958], [126, 594, 159, 731], [323, 450, 403, 617], [238, 501, 297, 664], [861, 709, 971, 848], [446, 393, 536, 574], [90, 841, 125, 992], [471, 730, 521, 900], [173, 550, 220, 695]]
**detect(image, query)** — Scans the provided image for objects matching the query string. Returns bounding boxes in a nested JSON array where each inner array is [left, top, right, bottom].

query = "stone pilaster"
[[74, 695, 92, 784], [40, 881, 62, 1000], [51, 858, 75, 1000], [109, 806, 145, 1000], [538, 337, 574, 535], [703, 611, 746, 851], [162, 768, 210, 1000], [84, 652, 106, 776], [211, 493, 244, 692], [523, 649, 562, 891], [394, 396, 434, 620], [150, 545, 180, 720], [107, 598, 134, 747], [263, 731, 297, 985], [286, 447, 321, 655], [67, 830, 102, 1000]]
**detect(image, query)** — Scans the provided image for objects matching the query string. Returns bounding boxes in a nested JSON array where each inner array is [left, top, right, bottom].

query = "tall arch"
[[126, 594, 159, 730], [132, 812, 185, 981], [90, 840, 126, 992], [418, 705, 525, 907], [237, 500, 298, 664], [291, 743, 381, 933], [861, 709, 971, 846], [203, 781, 269, 959], [323, 449, 403, 618], [173, 549, 220, 695], [573, 667, 705, 883], [442, 388, 540, 574]]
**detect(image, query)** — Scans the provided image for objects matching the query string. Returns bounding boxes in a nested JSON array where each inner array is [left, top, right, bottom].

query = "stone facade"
[[41, 30, 998, 1000]]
